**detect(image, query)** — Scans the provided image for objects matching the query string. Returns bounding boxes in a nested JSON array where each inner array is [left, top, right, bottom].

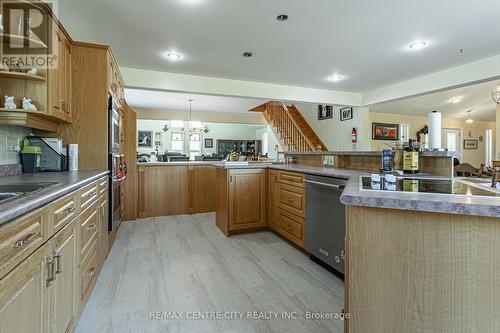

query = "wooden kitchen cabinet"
[[228, 169, 266, 231], [47, 25, 72, 123], [216, 168, 266, 235], [99, 194, 109, 266], [267, 170, 280, 231], [46, 218, 77, 333], [138, 165, 189, 217], [190, 165, 217, 213], [0, 245, 46, 333]]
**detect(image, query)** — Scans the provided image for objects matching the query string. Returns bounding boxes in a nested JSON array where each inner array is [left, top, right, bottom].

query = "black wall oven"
[[108, 96, 125, 232]]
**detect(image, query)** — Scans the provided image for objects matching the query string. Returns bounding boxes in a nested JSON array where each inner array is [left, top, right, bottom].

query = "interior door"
[[442, 128, 461, 153]]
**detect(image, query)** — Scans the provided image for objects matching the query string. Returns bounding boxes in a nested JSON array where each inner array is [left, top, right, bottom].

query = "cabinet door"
[[47, 219, 77, 333], [99, 194, 109, 265], [47, 28, 62, 119], [267, 170, 280, 231], [0, 246, 46, 333], [60, 37, 72, 122], [228, 169, 266, 231]]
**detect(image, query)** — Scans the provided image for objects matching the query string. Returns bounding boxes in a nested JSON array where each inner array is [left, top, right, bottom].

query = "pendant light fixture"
[[465, 110, 474, 124], [187, 99, 209, 134], [492, 82, 500, 104]]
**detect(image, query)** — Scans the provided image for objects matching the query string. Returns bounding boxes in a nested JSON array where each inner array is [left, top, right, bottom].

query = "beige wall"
[[133, 107, 266, 124], [370, 112, 496, 166], [294, 103, 371, 151]]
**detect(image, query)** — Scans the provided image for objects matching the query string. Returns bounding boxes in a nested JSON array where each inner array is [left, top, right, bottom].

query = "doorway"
[[442, 128, 461, 153]]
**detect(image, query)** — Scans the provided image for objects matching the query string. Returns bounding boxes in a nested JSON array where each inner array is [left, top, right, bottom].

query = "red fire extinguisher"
[[351, 127, 358, 144]]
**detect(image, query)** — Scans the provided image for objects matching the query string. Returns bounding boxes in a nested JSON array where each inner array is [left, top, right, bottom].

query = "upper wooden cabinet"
[[107, 51, 125, 105], [47, 25, 72, 123]]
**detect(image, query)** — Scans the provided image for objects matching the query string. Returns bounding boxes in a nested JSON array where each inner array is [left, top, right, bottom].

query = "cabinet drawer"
[[50, 192, 77, 235], [279, 209, 304, 248], [80, 246, 98, 303], [278, 171, 305, 188], [80, 181, 99, 210], [0, 208, 45, 279], [279, 184, 305, 218], [98, 176, 108, 196], [80, 201, 99, 261]]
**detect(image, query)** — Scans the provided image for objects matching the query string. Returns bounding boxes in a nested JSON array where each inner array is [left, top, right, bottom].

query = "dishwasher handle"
[[303, 179, 346, 190]]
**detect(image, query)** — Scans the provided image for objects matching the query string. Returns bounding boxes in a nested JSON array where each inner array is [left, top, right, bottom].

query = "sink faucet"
[[493, 167, 500, 188]]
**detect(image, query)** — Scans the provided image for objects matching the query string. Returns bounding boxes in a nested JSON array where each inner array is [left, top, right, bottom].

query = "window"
[[171, 120, 184, 128], [189, 133, 201, 160], [485, 129, 493, 167], [171, 132, 184, 152]]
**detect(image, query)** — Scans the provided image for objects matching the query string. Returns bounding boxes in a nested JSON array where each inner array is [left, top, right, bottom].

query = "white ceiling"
[[370, 80, 498, 122], [58, 0, 500, 92], [125, 89, 267, 113]]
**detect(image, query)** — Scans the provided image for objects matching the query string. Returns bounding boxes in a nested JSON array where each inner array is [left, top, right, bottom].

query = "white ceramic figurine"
[[27, 68, 37, 76], [22, 97, 37, 111], [4, 96, 16, 110]]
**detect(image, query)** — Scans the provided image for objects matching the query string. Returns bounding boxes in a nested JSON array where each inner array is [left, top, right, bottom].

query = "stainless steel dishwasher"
[[304, 174, 347, 275]]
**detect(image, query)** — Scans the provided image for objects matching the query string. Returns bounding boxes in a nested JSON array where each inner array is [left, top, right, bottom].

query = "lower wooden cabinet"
[[267, 170, 280, 232], [46, 218, 77, 333], [0, 245, 46, 333], [0, 178, 109, 333], [216, 168, 266, 235]]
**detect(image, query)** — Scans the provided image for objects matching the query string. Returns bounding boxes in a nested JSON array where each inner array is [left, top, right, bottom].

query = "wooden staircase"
[[250, 101, 328, 151]]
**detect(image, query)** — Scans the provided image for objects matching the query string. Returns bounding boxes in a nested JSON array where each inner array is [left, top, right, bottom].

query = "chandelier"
[[493, 82, 500, 104], [187, 99, 209, 134]]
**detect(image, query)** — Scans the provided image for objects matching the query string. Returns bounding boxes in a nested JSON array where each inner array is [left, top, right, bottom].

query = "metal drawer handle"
[[62, 206, 75, 216], [14, 232, 36, 248], [85, 191, 97, 200], [303, 179, 345, 189], [46, 258, 55, 287], [87, 268, 96, 277], [87, 224, 97, 231], [54, 254, 62, 274]]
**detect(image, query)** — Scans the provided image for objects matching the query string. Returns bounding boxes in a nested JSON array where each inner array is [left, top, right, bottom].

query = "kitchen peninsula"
[[212, 151, 500, 332]]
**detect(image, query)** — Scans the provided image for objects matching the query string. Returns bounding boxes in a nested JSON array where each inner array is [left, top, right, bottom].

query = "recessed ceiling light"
[[409, 41, 427, 50], [243, 51, 254, 58], [327, 74, 344, 82], [449, 97, 463, 104], [276, 14, 288, 21], [165, 52, 182, 61]]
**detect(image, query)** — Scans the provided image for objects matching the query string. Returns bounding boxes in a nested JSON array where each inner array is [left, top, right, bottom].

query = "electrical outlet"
[[6, 136, 20, 152]]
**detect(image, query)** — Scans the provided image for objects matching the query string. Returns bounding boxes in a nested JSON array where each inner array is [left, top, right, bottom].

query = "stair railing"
[[266, 101, 317, 151]]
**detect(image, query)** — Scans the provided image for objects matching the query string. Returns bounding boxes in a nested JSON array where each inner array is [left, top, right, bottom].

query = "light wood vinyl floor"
[[74, 213, 344, 333]]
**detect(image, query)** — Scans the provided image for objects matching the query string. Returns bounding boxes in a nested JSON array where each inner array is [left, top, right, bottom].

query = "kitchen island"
[[214, 162, 500, 333]]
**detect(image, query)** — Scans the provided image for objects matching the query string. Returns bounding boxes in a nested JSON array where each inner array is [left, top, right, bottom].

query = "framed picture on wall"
[[204, 138, 214, 148], [463, 139, 478, 150], [318, 105, 333, 120], [154, 131, 162, 141], [372, 123, 399, 141], [138, 130, 153, 147], [340, 107, 353, 121]]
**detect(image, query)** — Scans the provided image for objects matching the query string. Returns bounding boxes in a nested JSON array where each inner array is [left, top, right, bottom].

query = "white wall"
[[293, 103, 371, 151], [497, 104, 500, 160], [255, 126, 283, 160], [136, 120, 274, 156], [370, 112, 496, 166]]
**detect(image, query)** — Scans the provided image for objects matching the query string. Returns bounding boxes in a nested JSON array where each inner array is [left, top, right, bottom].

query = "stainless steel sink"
[[0, 182, 59, 204]]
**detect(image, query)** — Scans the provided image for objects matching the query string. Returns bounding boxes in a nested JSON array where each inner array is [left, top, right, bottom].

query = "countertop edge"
[[0, 171, 109, 227]]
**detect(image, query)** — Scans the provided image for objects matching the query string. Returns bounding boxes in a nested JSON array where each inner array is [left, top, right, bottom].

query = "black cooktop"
[[361, 177, 500, 197]]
